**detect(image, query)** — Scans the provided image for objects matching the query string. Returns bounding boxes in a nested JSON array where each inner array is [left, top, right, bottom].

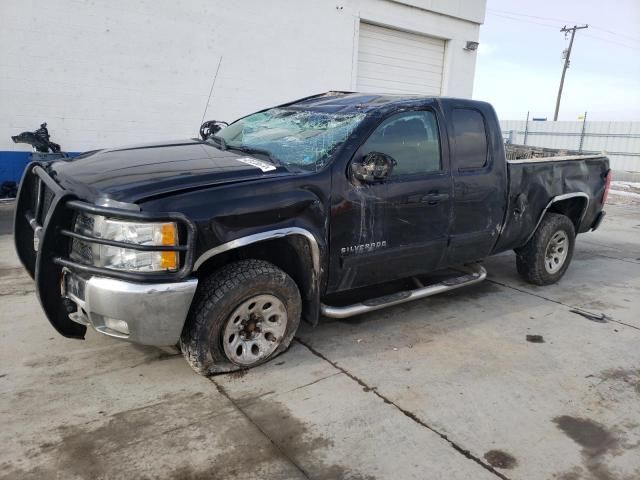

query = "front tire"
[[180, 259, 301, 375], [515, 213, 576, 286]]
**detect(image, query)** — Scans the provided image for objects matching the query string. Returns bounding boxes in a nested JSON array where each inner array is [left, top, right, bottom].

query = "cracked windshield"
[[218, 108, 366, 171]]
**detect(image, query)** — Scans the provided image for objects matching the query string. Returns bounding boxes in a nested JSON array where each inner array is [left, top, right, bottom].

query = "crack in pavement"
[[281, 371, 342, 395], [209, 378, 312, 480], [487, 278, 640, 331], [230, 372, 341, 409], [294, 338, 512, 480]]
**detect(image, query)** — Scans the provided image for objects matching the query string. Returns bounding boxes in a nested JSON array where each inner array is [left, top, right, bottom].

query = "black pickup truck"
[[14, 92, 611, 374]]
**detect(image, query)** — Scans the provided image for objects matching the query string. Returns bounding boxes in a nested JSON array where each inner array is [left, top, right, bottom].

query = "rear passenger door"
[[328, 109, 452, 291], [445, 105, 506, 264]]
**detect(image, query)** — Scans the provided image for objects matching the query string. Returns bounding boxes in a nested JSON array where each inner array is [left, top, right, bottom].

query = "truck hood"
[[49, 139, 292, 204]]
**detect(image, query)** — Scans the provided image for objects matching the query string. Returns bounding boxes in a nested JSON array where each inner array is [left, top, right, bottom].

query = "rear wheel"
[[180, 259, 301, 375], [515, 213, 576, 285]]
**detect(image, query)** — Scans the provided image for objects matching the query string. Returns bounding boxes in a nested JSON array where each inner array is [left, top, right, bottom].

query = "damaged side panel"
[[327, 100, 453, 293], [141, 170, 331, 326], [494, 157, 609, 253]]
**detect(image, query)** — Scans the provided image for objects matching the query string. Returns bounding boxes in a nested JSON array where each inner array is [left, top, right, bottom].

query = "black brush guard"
[[13, 163, 196, 338]]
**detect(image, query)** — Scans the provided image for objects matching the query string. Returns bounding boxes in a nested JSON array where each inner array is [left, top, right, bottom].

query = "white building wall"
[[0, 0, 483, 155], [501, 120, 640, 172], [390, 0, 486, 23]]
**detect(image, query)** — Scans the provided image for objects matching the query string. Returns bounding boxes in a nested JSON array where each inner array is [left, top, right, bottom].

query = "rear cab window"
[[451, 108, 488, 171]]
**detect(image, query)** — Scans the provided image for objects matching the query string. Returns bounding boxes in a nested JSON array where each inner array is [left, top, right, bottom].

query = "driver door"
[[328, 109, 452, 292]]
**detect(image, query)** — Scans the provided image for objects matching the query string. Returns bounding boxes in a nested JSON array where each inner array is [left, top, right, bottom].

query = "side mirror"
[[199, 120, 229, 140], [351, 152, 397, 183]]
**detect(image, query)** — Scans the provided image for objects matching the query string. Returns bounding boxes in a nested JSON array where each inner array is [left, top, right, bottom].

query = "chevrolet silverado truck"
[[14, 92, 611, 374]]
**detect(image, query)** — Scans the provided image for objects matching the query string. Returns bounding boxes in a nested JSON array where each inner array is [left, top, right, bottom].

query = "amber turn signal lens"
[[159, 251, 178, 270], [159, 223, 178, 270], [160, 223, 177, 246]]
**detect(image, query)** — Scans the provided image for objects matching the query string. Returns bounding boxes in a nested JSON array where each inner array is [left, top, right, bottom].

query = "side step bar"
[[320, 264, 487, 319]]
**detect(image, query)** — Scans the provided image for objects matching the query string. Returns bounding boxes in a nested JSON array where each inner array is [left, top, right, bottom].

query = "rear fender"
[[525, 192, 589, 243]]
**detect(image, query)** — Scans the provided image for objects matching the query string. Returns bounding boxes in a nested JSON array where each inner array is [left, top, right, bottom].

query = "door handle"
[[421, 192, 449, 204]]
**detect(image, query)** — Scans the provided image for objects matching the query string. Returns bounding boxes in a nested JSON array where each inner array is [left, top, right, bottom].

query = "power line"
[[487, 8, 579, 25], [487, 8, 640, 44], [590, 26, 640, 44], [582, 32, 640, 51], [487, 12, 640, 51], [554, 25, 589, 121], [486, 12, 563, 30]]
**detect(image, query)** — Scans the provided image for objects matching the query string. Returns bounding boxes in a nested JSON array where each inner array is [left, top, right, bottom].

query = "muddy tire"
[[180, 259, 301, 375], [515, 213, 576, 286]]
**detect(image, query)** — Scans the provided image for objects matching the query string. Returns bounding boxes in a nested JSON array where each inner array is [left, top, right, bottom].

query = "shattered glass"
[[219, 108, 366, 171]]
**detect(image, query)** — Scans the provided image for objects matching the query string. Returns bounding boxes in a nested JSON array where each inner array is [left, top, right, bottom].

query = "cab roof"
[[281, 91, 437, 114]]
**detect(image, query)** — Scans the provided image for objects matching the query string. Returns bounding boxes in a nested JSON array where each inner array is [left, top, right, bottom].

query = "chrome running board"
[[320, 264, 487, 319]]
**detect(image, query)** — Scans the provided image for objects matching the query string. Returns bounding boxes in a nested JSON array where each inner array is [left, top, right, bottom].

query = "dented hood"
[[48, 139, 291, 204]]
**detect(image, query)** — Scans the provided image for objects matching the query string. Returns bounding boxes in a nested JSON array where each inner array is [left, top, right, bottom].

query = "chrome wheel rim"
[[544, 230, 569, 274], [222, 294, 288, 366]]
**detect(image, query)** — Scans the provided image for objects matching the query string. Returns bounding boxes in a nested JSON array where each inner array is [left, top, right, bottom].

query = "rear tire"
[[515, 213, 576, 286], [180, 259, 301, 375]]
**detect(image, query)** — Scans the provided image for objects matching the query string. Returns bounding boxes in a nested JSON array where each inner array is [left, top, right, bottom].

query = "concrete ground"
[[0, 199, 639, 480]]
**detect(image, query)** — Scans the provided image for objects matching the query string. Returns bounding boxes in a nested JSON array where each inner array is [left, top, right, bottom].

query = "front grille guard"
[[23, 165, 66, 255], [55, 201, 197, 282], [25, 165, 197, 283]]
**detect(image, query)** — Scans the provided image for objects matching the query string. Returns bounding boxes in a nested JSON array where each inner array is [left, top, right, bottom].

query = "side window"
[[452, 108, 488, 170], [361, 111, 441, 176]]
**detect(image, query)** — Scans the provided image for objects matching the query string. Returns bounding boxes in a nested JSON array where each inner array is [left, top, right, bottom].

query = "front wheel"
[[515, 213, 576, 285], [180, 259, 301, 375]]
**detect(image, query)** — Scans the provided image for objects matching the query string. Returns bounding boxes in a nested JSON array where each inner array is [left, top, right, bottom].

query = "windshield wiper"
[[206, 137, 283, 168], [227, 145, 283, 167], [206, 135, 227, 150]]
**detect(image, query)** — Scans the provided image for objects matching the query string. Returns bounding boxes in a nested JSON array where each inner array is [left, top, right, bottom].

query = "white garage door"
[[356, 22, 445, 95]]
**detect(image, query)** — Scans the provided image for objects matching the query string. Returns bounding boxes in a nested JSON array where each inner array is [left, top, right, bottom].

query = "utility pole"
[[553, 24, 588, 121]]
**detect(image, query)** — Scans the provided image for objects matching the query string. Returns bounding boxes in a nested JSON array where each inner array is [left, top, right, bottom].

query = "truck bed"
[[493, 146, 609, 253], [508, 154, 604, 164], [504, 143, 600, 161]]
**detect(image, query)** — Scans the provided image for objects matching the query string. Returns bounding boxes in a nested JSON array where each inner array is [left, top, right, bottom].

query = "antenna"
[[199, 56, 223, 127]]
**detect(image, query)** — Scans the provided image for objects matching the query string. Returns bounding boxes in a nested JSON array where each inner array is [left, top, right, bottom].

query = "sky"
[[473, 0, 640, 121]]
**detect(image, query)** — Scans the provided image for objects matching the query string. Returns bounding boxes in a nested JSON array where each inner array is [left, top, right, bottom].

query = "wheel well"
[[547, 197, 587, 231], [195, 236, 318, 324]]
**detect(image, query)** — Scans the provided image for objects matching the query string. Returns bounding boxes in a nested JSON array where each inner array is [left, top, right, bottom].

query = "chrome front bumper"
[[64, 271, 198, 346]]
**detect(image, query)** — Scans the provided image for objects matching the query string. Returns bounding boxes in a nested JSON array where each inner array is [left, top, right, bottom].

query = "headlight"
[[70, 213, 179, 272]]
